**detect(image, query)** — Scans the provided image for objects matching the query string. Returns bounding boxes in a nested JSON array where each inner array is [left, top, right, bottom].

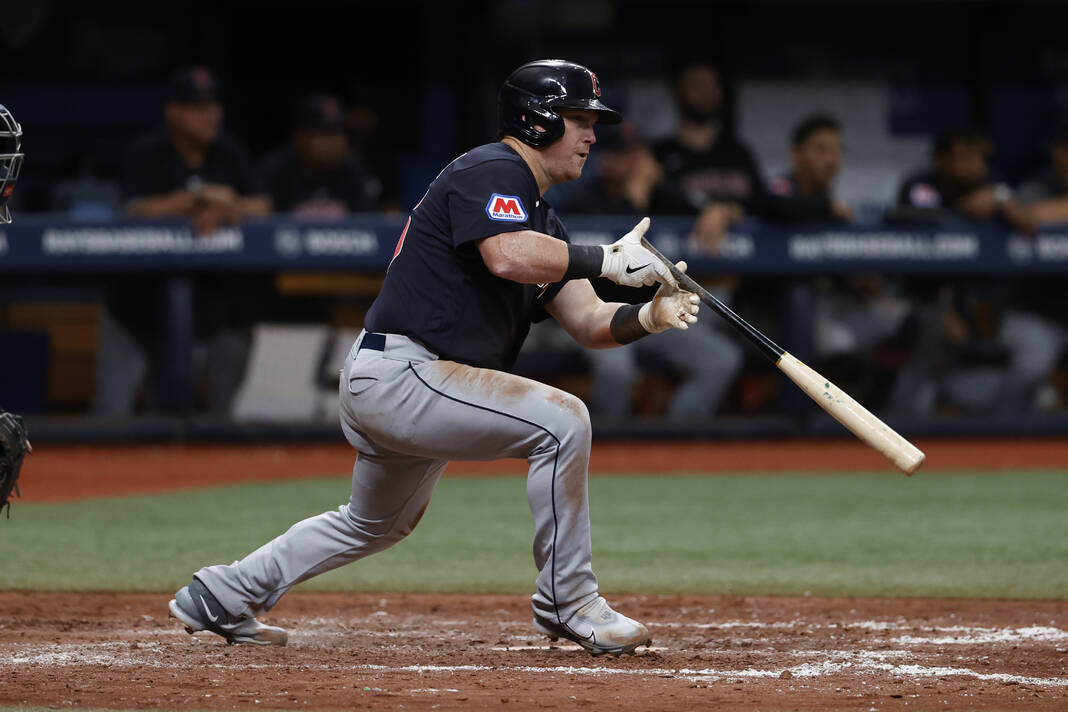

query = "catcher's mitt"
[[0, 411, 30, 518]]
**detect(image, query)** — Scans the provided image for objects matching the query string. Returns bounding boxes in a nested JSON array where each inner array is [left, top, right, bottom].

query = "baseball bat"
[[640, 236, 925, 476]]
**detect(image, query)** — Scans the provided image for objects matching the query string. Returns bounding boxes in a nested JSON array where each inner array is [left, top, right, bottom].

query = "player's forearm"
[[478, 230, 571, 284], [576, 300, 628, 349]]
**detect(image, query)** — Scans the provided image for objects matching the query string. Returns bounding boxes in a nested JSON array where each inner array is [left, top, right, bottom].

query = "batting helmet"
[[498, 59, 622, 149], [0, 105, 24, 224]]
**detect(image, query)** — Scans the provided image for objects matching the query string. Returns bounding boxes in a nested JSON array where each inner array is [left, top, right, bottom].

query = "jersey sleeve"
[[447, 160, 538, 247]]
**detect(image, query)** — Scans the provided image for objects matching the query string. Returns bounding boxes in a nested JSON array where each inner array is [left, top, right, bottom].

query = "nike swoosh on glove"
[[599, 217, 676, 288]]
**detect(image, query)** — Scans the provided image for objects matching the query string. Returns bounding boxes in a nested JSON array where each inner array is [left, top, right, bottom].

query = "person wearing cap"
[[122, 66, 270, 233], [259, 93, 379, 217], [99, 67, 272, 416]]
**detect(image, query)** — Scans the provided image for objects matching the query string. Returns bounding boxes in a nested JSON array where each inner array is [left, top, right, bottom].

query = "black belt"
[[358, 332, 386, 352]]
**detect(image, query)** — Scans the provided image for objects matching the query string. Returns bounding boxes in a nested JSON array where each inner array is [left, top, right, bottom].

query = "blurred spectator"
[[259, 93, 379, 217], [779, 114, 913, 370], [886, 128, 1062, 414], [559, 122, 689, 214], [122, 66, 270, 234], [1017, 123, 1068, 226], [892, 126, 1035, 235], [766, 114, 853, 223], [99, 67, 270, 416], [653, 61, 767, 250]]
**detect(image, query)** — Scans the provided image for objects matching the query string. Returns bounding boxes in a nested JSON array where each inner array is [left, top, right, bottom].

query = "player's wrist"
[[610, 303, 651, 344], [637, 301, 668, 334], [564, 243, 604, 280]]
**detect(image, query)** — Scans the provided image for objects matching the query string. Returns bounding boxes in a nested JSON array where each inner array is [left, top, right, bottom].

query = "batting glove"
[[638, 261, 700, 333], [599, 217, 676, 288]]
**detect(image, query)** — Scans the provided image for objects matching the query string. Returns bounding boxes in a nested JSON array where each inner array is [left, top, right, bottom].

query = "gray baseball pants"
[[196, 331, 599, 626]]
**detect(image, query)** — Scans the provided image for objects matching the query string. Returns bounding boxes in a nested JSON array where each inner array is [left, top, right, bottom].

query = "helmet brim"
[[549, 98, 622, 124]]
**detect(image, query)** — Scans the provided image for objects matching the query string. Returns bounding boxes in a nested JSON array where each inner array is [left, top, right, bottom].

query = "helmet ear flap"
[[499, 87, 564, 149], [523, 102, 564, 148]]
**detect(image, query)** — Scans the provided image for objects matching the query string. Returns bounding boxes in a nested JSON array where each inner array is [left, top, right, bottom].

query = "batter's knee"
[[547, 390, 592, 451]]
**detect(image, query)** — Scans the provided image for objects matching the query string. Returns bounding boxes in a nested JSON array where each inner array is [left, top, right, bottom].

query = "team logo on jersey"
[[486, 193, 528, 222], [590, 72, 601, 97]]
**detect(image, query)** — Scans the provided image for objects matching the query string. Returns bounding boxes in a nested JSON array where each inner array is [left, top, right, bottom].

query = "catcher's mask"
[[0, 104, 24, 224]]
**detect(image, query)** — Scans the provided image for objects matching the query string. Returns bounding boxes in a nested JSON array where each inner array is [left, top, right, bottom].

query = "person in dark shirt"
[[122, 66, 270, 234], [769, 114, 912, 371], [887, 128, 1062, 415], [893, 126, 1034, 234], [767, 114, 853, 223], [653, 61, 768, 250], [1018, 123, 1068, 226], [103, 67, 271, 415], [259, 93, 378, 217]]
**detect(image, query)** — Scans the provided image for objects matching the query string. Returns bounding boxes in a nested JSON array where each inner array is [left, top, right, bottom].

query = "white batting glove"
[[637, 261, 700, 333], [599, 217, 676, 288]]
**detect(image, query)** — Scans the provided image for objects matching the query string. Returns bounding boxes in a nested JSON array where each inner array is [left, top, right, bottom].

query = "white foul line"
[[1, 643, 1066, 688]]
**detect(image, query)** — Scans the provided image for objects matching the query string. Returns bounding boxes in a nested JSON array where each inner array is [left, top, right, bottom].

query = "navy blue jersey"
[[365, 142, 569, 370]]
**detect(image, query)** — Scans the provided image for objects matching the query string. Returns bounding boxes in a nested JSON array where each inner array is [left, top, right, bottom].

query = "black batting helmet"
[[498, 59, 622, 149]]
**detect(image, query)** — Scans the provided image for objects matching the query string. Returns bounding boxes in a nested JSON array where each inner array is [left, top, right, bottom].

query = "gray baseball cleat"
[[533, 595, 652, 656], [168, 577, 288, 646]]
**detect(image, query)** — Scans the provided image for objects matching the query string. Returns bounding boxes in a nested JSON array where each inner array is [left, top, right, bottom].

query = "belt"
[[358, 332, 386, 352]]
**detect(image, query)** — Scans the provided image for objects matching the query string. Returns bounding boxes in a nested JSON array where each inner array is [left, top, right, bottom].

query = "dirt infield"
[[0, 592, 1064, 710], [20, 437, 1068, 502]]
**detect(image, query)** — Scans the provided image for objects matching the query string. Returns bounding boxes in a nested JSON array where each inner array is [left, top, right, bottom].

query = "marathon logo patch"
[[486, 194, 528, 222]]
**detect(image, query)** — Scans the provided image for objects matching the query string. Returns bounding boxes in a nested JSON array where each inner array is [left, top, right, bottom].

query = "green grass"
[[0, 472, 1065, 598]]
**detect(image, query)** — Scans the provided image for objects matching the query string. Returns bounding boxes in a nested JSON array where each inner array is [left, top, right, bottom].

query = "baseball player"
[[169, 60, 699, 656]]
